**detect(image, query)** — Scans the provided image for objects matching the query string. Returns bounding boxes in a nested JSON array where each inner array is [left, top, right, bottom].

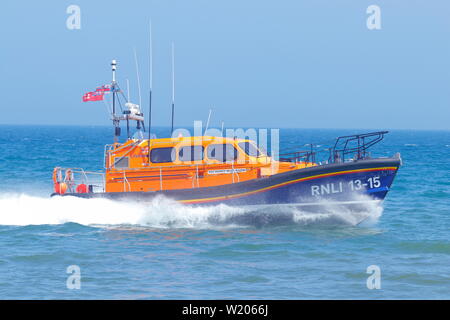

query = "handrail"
[[230, 161, 240, 183], [279, 150, 316, 164], [104, 145, 113, 168], [106, 141, 141, 169], [330, 131, 388, 163], [123, 171, 131, 192], [108, 161, 266, 171], [196, 166, 200, 187], [276, 131, 388, 165], [191, 170, 196, 188], [107, 161, 261, 192], [54, 167, 105, 193]]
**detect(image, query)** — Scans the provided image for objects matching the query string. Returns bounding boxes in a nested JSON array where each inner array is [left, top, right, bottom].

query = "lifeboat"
[[51, 60, 401, 211]]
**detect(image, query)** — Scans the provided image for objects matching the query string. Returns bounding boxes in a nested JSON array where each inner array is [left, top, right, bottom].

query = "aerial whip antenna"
[[148, 20, 153, 163], [126, 79, 130, 102], [170, 42, 175, 136], [125, 78, 130, 139], [204, 108, 212, 135], [133, 47, 142, 109], [133, 47, 146, 134]]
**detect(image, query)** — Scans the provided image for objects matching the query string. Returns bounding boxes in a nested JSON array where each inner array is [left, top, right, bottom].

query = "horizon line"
[[0, 123, 449, 132]]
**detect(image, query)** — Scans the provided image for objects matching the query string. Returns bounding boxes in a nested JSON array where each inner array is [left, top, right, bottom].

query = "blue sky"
[[1, 0, 449, 130]]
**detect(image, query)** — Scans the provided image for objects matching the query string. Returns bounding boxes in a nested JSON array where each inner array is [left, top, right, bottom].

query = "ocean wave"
[[0, 193, 383, 229]]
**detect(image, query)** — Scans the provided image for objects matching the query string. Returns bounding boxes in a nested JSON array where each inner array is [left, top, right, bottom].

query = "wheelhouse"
[[98, 136, 313, 193]]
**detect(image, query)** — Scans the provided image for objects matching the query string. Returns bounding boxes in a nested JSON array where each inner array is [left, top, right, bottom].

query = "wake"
[[0, 193, 383, 228]]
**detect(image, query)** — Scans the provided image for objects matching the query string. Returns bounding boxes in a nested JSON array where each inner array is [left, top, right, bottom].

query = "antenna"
[[126, 79, 130, 102], [133, 47, 146, 133], [170, 42, 175, 136], [125, 80, 130, 140], [148, 20, 153, 163], [133, 47, 142, 108], [204, 108, 212, 135]]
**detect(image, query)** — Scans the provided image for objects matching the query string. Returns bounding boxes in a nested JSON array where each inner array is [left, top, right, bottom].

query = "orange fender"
[[76, 184, 88, 193], [54, 182, 68, 194]]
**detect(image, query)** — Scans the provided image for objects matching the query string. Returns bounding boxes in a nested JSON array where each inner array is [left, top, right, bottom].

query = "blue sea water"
[[0, 125, 449, 299]]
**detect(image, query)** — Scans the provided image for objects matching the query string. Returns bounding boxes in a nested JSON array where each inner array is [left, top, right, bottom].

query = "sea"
[[0, 125, 448, 299]]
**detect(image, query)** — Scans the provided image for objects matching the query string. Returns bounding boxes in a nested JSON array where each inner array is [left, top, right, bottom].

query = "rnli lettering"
[[311, 176, 382, 196], [311, 182, 343, 196]]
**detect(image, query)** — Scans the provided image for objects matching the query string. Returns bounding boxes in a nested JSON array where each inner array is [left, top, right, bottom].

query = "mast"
[[133, 48, 142, 112], [111, 59, 120, 143], [170, 42, 175, 136], [126, 79, 130, 102], [125, 78, 130, 139], [133, 47, 143, 132], [148, 20, 153, 163]]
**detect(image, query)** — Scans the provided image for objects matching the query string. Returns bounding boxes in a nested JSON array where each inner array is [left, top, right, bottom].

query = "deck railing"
[[329, 131, 388, 163], [53, 167, 105, 193], [110, 162, 249, 192], [276, 131, 389, 165], [279, 150, 316, 164]]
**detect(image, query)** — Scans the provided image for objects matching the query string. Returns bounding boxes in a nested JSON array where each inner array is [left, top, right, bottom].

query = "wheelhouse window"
[[238, 142, 265, 157], [179, 146, 204, 162], [207, 144, 238, 162], [114, 156, 129, 168], [150, 147, 176, 163]]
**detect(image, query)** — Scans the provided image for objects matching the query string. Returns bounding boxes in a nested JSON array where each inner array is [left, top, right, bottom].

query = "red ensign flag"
[[82, 91, 104, 102]]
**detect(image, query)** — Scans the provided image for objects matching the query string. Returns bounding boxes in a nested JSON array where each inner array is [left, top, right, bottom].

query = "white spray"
[[0, 193, 383, 228]]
